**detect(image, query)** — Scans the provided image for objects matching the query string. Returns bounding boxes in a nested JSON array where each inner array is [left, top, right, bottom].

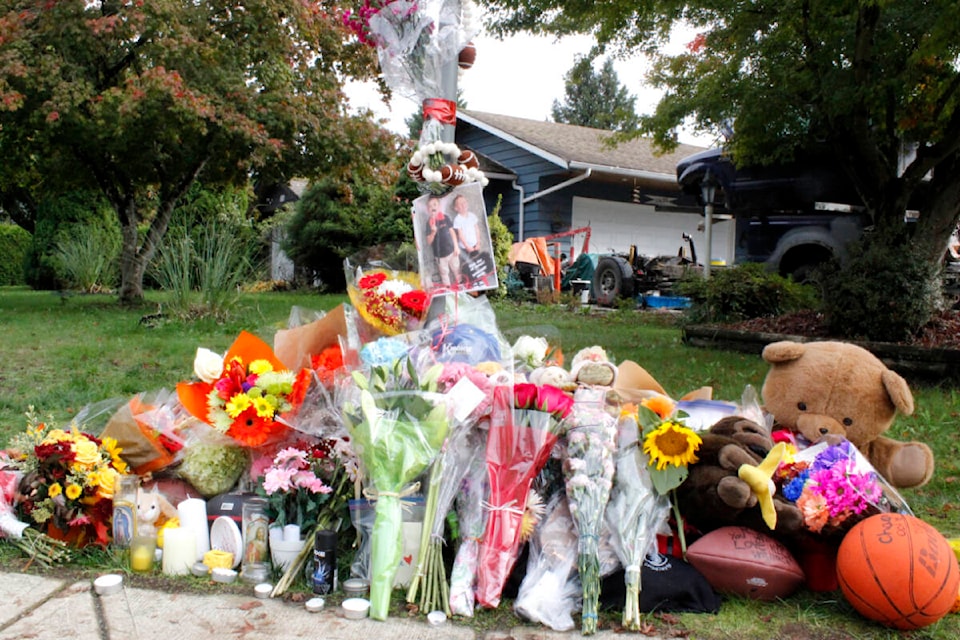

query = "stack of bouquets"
[[339, 354, 450, 620], [777, 438, 910, 539], [475, 383, 573, 608]]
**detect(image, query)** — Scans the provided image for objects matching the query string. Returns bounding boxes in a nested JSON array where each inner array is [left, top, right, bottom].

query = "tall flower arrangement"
[[8, 409, 129, 546], [340, 356, 450, 620], [606, 409, 670, 631], [635, 398, 702, 556], [475, 383, 572, 608], [561, 389, 618, 635]]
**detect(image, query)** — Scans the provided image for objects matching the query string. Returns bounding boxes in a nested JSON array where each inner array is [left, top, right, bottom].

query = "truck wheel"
[[593, 256, 635, 307]]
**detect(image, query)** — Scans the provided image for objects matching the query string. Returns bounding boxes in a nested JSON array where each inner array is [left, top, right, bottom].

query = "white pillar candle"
[[177, 498, 210, 562], [283, 524, 301, 542], [162, 527, 196, 576]]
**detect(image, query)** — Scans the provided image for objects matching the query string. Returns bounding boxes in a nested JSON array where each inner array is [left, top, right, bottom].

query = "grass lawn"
[[1, 287, 958, 639]]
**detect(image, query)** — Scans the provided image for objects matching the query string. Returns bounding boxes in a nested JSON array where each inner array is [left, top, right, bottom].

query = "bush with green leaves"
[[676, 262, 819, 323], [151, 222, 254, 321], [50, 226, 120, 292], [283, 177, 413, 291], [25, 191, 120, 289], [0, 223, 30, 285], [819, 235, 942, 342]]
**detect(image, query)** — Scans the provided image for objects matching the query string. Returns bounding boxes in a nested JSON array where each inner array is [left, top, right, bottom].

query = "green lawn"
[[1, 287, 958, 639]]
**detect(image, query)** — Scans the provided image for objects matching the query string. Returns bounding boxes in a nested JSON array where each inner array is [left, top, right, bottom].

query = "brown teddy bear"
[[675, 416, 803, 539], [760, 340, 934, 489]]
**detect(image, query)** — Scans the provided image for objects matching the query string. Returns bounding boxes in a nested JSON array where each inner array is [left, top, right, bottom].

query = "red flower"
[[399, 290, 428, 317], [513, 383, 538, 410], [311, 345, 344, 388], [536, 385, 574, 419], [358, 272, 387, 290]]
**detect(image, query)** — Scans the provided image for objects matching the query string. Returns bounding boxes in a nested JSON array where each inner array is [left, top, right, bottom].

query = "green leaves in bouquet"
[[636, 405, 693, 497]]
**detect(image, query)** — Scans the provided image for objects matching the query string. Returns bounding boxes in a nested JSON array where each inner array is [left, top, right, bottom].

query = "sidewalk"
[[0, 570, 659, 640]]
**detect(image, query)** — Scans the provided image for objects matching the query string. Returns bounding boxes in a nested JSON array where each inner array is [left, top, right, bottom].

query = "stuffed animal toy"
[[675, 416, 803, 539], [137, 486, 179, 538], [760, 340, 934, 489]]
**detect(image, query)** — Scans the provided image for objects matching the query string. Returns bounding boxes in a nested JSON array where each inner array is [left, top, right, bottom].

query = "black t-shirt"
[[430, 214, 456, 258]]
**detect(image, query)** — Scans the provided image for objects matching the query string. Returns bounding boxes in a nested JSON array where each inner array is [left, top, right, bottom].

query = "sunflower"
[[643, 421, 702, 471]]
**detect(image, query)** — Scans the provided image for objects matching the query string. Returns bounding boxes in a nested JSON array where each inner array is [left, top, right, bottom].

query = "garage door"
[[572, 196, 735, 265]]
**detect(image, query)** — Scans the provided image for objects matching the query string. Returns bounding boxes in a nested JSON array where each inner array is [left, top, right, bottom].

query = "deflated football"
[[686, 526, 805, 601]]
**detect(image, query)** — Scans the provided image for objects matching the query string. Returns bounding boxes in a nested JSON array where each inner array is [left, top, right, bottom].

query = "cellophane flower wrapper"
[[514, 492, 581, 631], [606, 412, 670, 631], [562, 388, 618, 635], [778, 438, 911, 541], [448, 432, 490, 616], [475, 384, 570, 608], [99, 390, 187, 475], [343, 244, 427, 342], [366, 0, 477, 103], [341, 385, 449, 620], [407, 419, 484, 614]]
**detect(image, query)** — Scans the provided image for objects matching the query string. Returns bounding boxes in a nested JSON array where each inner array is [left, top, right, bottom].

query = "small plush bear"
[[137, 486, 179, 537], [760, 340, 934, 489], [675, 416, 803, 539]]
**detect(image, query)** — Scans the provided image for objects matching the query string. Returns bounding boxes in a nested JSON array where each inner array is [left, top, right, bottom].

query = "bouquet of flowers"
[[7, 409, 129, 547], [475, 383, 573, 608], [1, 462, 74, 567], [340, 356, 450, 620], [448, 439, 489, 616], [606, 409, 670, 631], [777, 438, 906, 539], [347, 268, 428, 336], [561, 388, 618, 635], [177, 331, 305, 448], [635, 398, 703, 556]]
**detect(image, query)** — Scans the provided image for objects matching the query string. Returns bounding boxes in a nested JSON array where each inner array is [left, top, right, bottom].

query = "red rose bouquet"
[[475, 383, 573, 608]]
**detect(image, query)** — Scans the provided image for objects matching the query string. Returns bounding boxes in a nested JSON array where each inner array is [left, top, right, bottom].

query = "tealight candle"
[[177, 498, 210, 562], [130, 535, 157, 573], [161, 527, 195, 576]]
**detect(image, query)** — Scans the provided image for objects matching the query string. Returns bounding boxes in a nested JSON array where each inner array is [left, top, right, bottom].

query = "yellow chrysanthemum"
[[252, 395, 275, 418], [86, 470, 102, 487], [48, 482, 63, 498], [65, 484, 83, 500], [226, 393, 253, 418], [249, 359, 274, 375], [643, 421, 702, 471], [41, 429, 70, 445]]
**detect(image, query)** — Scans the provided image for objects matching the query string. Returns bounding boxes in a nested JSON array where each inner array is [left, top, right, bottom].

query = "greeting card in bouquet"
[[414, 183, 498, 295]]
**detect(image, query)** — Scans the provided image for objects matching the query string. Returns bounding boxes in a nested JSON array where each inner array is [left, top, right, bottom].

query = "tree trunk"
[[118, 199, 146, 305]]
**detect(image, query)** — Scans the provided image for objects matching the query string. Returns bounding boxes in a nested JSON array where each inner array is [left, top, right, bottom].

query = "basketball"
[[836, 513, 959, 630]]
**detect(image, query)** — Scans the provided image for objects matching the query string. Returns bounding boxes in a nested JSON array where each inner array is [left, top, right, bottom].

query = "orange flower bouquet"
[[177, 331, 308, 448]]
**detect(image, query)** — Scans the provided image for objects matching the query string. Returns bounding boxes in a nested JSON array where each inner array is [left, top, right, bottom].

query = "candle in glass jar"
[[162, 527, 195, 576], [130, 535, 157, 573]]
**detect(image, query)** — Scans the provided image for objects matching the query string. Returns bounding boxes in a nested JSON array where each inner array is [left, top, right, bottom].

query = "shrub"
[[819, 236, 941, 342], [676, 262, 819, 323], [25, 191, 119, 289], [0, 224, 31, 285], [50, 226, 120, 292], [150, 222, 254, 321]]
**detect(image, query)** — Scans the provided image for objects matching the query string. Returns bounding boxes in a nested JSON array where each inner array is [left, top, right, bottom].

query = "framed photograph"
[[412, 182, 498, 295]]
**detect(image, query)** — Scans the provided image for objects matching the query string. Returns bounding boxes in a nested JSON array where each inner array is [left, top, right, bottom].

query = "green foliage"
[[283, 177, 413, 292], [676, 262, 819, 324], [551, 55, 639, 132], [24, 191, 119, 290], [486, 194, 513, 299], [0, 223, 30, 285], [50, 226, 120, 292], [0, 0, 392, 303], [820, 236, 942, 343], [150, 222, 254, 321], [478, 0, 960, 333]]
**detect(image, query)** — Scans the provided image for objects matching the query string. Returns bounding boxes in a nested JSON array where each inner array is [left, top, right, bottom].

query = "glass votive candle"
[[130, 535, 157, 573]]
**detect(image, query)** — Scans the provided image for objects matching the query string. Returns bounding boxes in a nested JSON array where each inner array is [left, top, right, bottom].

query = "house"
[[454, 111, 737, 265]]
